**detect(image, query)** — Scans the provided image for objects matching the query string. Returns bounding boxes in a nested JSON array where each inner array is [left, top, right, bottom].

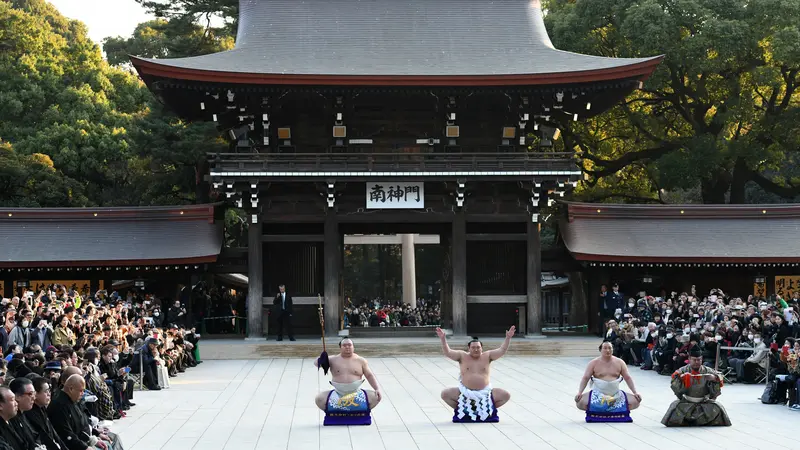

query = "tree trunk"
[[728, 157, 749, 204], [195, 159, 210, 204], [701, 170, 732, 204]]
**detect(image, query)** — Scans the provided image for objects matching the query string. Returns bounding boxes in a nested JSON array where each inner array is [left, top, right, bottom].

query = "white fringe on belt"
[[456, 383, 494, 421]]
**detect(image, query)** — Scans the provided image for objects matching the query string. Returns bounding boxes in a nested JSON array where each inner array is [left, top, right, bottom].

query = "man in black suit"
[[273, 284, 294, 341]]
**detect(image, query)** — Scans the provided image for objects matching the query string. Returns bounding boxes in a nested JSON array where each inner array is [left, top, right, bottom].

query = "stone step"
[[347, 327, 438, 338], [197, 337, 599, 360]]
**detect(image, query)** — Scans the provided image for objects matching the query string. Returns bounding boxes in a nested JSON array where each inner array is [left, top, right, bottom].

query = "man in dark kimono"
[[48, 375, 124, 450], [25, 378, 67, 450], [661, 346, 732, 427], [0, 385, 39, 450], [8, 378, 44, 450]]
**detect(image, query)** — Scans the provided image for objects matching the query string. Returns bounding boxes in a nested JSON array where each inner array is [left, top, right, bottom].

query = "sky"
[[48, 0, 153, 43]]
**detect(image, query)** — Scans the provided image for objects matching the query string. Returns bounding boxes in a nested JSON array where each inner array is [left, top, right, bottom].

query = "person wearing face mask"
[[726, 331, 754, 382], [0, 310, 18, 353], [29, 318, 52, 350], [654, 329, 678, 375], [50, 316, 74, 348], [98, 345, 135, 413], [152, 307, 164, 329], [8, 311, 33, 350], [639, 323, 658, 370], [741, 333, 769, 383]]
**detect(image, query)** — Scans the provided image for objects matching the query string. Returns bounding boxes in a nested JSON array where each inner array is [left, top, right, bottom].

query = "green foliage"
[[103, 18, 234, 66], [0, 0, 226, 208], [0, 139, 89, 207], [546, 0, 800, 203], [134, 0, 238, 37]]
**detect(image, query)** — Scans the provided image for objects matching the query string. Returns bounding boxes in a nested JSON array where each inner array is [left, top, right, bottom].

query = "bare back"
[[328, 353, 366, 383], [456, 352, 492, 390], [589, 356, 624, 381]]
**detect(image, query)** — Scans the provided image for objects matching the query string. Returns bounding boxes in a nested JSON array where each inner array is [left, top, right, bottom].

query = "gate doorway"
[[342, 234, 442, 307]]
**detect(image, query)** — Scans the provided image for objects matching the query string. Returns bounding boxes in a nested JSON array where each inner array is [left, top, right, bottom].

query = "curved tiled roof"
[[131, 0, 662, 86], [560, 202, 800, 263], [0, 204, 223, 268]]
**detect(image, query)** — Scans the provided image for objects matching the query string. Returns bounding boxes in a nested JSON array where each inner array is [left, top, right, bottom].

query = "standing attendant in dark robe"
[[661, 347, 732, 427]]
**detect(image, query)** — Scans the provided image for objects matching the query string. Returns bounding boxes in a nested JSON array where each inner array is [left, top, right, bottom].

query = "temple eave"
[[130, 55, 664, 88]]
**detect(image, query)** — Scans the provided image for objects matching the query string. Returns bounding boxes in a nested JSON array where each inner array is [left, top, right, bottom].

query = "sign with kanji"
[[366, 182, 424, 209], [774, 275, 800, 299], [753, 281, 766, 298], [26, 280, 93, 295]]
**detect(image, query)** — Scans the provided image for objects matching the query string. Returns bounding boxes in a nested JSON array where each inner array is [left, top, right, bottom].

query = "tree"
[[134, 0, 238, 37], [1, 0, 225, 207], [545, 0, 800, 204], [0, 0, 154, 206], [0, 140, 89, 207], [103, 18, 234, 66]]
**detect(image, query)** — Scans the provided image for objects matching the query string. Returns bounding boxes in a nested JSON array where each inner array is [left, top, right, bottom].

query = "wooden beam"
[[466, 233, 526, 241], [344, 234, 440, 245], [263, 296, 319, 305], [261, 212, 530, 223], [262, 234, 324, 242], [467, 295, 526, 304]]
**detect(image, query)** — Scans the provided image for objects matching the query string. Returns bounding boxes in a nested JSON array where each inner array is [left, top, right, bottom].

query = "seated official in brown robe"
[[661, 347, 732, 427]]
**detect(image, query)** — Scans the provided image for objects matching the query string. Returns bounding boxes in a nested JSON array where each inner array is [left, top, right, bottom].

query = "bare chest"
[[331, 357, 363, 377], [593, 360, 621, 379], [460, 356, 490, 374]]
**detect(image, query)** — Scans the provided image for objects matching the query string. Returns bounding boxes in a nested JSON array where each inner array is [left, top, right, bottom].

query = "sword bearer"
[[661, 345, 732, 427]]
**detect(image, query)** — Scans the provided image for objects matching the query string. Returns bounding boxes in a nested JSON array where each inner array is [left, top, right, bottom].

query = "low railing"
[[210, 151, 578, 173], [200, 315, 247, 336], [714, 345, 770, 383]]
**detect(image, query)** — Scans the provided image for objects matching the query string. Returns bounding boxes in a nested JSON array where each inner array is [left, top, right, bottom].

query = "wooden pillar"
[[440, 229, 453, 330], [526, 219, 543, 336], [324, 215, 341, 336], [567, 271, 588, 329], [89, 279, 99, 297], [401, 234, 417, 307], [2, 278, 12, 299], [246, 216, 264, 339], [452, 213, 467, 335]]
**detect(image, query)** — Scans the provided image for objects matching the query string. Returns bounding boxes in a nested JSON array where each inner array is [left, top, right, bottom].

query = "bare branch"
[[579, 193, 665, 204], [749, 170, 800, 199]]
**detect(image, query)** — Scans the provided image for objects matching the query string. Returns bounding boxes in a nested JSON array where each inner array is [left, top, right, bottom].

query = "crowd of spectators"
[[0, 285, 202, 450], [601, 284, 800, 411], [343, 298, 441, 328]]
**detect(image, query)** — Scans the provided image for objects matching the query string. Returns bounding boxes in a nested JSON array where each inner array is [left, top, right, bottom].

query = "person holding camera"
[[165, 300, 186, 329], [98, 345, 134, 413]]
